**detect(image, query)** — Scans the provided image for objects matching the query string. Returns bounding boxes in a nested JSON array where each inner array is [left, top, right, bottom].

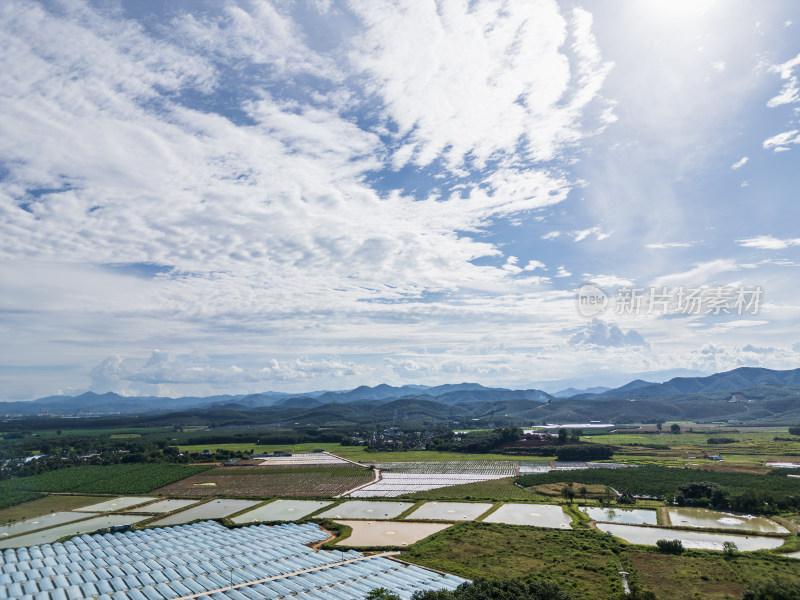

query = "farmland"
[[154, 464, 374, 498], [0, 464, 213, 498], [402, 521, 800, 599], [405, 477, 548, 502], [517, 464, 800, 510]]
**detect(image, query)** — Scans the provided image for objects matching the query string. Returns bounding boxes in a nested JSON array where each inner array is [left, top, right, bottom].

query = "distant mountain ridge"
[[2, 367, 799, 425], [588, 367, 800, 398], [1, 382, 553, 416]]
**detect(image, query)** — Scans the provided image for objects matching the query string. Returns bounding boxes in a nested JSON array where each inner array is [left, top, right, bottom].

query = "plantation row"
[[0, 464, 213, 497], [517, 465, 800, 513], [376, 461, 518, 476]]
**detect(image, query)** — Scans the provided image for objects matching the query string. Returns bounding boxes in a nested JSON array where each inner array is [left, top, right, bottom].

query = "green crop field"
[[403, 477, 548, 502], [0, 464, 213, 497]]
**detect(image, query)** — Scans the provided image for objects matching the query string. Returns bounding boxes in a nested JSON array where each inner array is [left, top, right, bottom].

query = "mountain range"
[[2, 367, 800, 426]]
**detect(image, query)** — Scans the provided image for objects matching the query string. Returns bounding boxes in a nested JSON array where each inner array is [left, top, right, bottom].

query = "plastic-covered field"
[[0, 515, 150, 548], [121, 499, 199, 514], [150, 499, 260, 526], [73, 497, 156, 513], [596, 523, 786, 552], [581, 507, 658, 525], [0, 520, 467, 599], [316, 501, 414, 520], [404, 502, 493, 521], [232, 500, 333, 523], [482, 504, 572, 529], [334, 520, 452, 547], [350, 473, 508, 498], [667, 508, 789, 534], [0, 512, 100, 540], [254, 452, 354, 466]]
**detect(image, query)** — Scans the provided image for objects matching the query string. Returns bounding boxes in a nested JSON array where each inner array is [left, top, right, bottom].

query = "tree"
[[561, 483, 576, 503], [578, 486, 588, 503], [722, 541, 738, 556], [656, 423, 662, 433], [557, 429, 568, 443], [366, 589, 401, 600], [670, 424, 681, 434], [412, 578, 572, 600]]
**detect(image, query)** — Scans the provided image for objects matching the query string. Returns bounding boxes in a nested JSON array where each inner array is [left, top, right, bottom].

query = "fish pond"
[[667, 507, 789, 534], [596, 523, 786, 552], [482, 503, 572, 528], [582, 507, 658, 525]]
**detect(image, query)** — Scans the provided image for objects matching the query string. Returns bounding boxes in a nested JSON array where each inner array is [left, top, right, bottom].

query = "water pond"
[[482, 503, 572, 529], [334, 520, 451, 547], [231, 500, 333, 523], [316, 501, 414, 520], [582, 507, 658, 525], [0, 512, 100, 539], [596, 523, 785, 552], [0, 514, 150, 548], [122, 499, 199, 514], [150, 499, 260, 526], [405, 502, 493, 521], [73, 497, 156, 513], [667, 508, 788, 534]]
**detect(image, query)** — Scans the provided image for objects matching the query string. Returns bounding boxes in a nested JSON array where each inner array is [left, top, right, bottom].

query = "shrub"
[[655, 539, 684, 554], [741, 578, 800, 600]]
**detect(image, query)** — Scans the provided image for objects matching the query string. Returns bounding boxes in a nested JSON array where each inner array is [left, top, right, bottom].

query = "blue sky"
[[1, 0, 799, 401]]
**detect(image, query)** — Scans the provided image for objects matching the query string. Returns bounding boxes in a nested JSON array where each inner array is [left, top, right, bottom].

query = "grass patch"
[[0, 495, 109, 523], [629, 550, 800, 600], [402, 522, 626, 600]]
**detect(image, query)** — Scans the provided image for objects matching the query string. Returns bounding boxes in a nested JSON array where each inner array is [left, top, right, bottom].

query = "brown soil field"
[[154, 465, 373, 498]]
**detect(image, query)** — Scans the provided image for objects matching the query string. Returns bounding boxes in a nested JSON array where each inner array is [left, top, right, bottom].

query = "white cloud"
[[585, 274, 635, 288], [523, 260, 546, 272], [568, 319, 649, 349], [652, 259, 739, 288], [543, 226, 610, 242], [347, 1, 612, 172], [738, 235, 800, 250], [730, 156, 748, 169], [645, 241, 696, 249], [763, 129, 800, 151], [556, 266, 572, 278]]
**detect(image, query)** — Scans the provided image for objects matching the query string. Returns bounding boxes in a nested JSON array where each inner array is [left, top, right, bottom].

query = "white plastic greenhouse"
[[0, 521, 465, 599]]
